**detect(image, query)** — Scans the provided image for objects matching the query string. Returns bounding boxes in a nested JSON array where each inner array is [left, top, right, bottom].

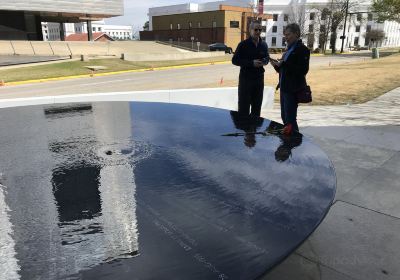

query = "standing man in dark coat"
[[232, 21, 270, 117]]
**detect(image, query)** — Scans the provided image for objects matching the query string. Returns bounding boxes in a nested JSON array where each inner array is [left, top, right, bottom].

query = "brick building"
[[140, 4, 270, 50]]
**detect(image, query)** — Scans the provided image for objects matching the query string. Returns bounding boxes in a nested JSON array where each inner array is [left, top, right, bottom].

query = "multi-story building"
[[142, 0, 400, 51], [0, 0, 123, 40]]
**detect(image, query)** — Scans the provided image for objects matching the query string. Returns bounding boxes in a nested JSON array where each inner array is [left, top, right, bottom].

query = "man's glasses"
[[254, 28, 262, 31]]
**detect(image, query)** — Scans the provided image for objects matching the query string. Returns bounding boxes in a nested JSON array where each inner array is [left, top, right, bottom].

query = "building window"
[[354, 37, 359, 45], [272, 37, 276, 46], [170, 23, 173, 30], [272, 26, 277, 33], [98, 27, 101, 31], [262, 26, 267, 32], [212, 21, 217, 28], [310, 13, 315, 20], [230, 21, 239, 28], [284, 14, 288, 22], [177, 23, 181, 30], [356, 25, 360, 32], [367, 25, 371, 32], [198, 22, 201, 28], [368, 13, 373, 21], [273, 14, 278, 21], [357, 13, 362, 21], [309, 24, 314, 33], [282, 37, 286, 46], [189, 21, 192, 29], [92, 27, 95, 31]]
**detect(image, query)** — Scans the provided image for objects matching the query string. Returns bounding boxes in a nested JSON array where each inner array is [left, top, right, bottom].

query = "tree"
[[372, 0, 400, 23], [143, 21, 149, 31], [364, 29, 386, 47], [288, 3, 308, 38]]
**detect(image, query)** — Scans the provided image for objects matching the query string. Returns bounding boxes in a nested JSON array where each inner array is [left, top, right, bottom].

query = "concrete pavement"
[[262, 87, 400, 280]]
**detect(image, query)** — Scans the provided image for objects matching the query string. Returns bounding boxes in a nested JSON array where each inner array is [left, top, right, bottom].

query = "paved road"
[[0, 54, 370, 99]]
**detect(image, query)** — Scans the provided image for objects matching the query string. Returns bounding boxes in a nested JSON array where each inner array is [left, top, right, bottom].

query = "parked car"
[[208, 43, 233, 54]]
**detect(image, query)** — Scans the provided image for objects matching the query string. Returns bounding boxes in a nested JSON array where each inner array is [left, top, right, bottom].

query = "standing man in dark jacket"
[[232, 21, 269, 117], [270, 23, 310, 133]]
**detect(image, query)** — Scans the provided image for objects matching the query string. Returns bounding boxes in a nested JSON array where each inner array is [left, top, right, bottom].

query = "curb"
[[2, 60, 231, 87]]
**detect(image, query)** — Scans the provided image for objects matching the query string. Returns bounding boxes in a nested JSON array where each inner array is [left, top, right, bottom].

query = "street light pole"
[[340, 0, 349, 53]]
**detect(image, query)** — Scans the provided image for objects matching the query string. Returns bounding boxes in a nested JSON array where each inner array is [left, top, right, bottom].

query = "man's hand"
[[253, 59, 264, 68], [270, 58, 283, 67]]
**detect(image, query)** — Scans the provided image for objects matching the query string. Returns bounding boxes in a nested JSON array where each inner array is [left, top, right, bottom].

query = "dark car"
[[208, 43, 233, 54]]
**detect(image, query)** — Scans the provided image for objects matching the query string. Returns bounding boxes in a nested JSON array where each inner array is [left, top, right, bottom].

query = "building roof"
[[65, 32, 114, 41]]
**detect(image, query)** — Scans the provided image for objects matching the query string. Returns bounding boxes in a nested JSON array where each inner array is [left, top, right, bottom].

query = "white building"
[[41, 22, 61, 41], [42, 20, 133, 41], [262, 0, 400, 51]]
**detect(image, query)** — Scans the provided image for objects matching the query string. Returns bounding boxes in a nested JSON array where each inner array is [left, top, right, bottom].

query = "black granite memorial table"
[[0, 102, 336, 280]]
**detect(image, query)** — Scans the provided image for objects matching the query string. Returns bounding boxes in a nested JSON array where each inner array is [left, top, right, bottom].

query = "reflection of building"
[[0, 103, 142, 279], [140, 0, 271, 49], [0, 0, 123, 40]]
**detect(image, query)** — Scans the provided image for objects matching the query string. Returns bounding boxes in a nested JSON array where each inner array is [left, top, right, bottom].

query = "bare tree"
[[364, 29, 386, 47], [288, 2, 308, 38]]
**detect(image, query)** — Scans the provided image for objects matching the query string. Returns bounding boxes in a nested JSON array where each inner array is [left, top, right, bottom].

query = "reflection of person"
[[230, 111, 264, 148], [270, 23, 310, 133], [275, 133, 303, 162], [232, 21, 270, 117]]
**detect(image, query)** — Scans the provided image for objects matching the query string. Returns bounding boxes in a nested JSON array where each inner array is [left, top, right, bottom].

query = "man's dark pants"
[[280, 91, 299, 132], [238, 75, 264, 116]]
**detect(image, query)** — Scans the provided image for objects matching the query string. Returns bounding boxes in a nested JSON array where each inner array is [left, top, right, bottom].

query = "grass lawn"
[[202, 53, 400, 105], [0, 56, 232, 83]]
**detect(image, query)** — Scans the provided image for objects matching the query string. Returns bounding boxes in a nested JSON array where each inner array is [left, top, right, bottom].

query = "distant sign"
[[191, 36, 195, 41], [196, 42, 200, 47]]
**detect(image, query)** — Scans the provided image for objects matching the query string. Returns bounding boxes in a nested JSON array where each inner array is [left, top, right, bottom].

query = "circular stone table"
[[0, 102, 336, 280]]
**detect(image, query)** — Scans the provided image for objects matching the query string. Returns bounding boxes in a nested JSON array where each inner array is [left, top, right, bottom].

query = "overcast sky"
[[105, 0, 213, 30]]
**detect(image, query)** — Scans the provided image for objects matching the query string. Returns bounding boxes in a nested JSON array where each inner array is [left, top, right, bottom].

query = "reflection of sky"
[[0, 102, 336, 280], [0, 103, 143, 280], [0, 184, 20, 280], [129, 103, 335, 233]]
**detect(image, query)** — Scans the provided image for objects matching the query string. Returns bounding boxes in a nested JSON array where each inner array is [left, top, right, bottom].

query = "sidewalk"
[[262, 87, 400, 280]]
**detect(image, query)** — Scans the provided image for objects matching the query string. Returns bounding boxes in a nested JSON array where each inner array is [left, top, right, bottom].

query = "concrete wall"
[[123, 51, 226, 62], [0, 41, 188, 56]]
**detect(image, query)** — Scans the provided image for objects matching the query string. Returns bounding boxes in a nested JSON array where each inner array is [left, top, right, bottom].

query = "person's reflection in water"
[[265, 121, 303, 162], [230, 111, 264, 148], [275, 133, 303, 162]]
